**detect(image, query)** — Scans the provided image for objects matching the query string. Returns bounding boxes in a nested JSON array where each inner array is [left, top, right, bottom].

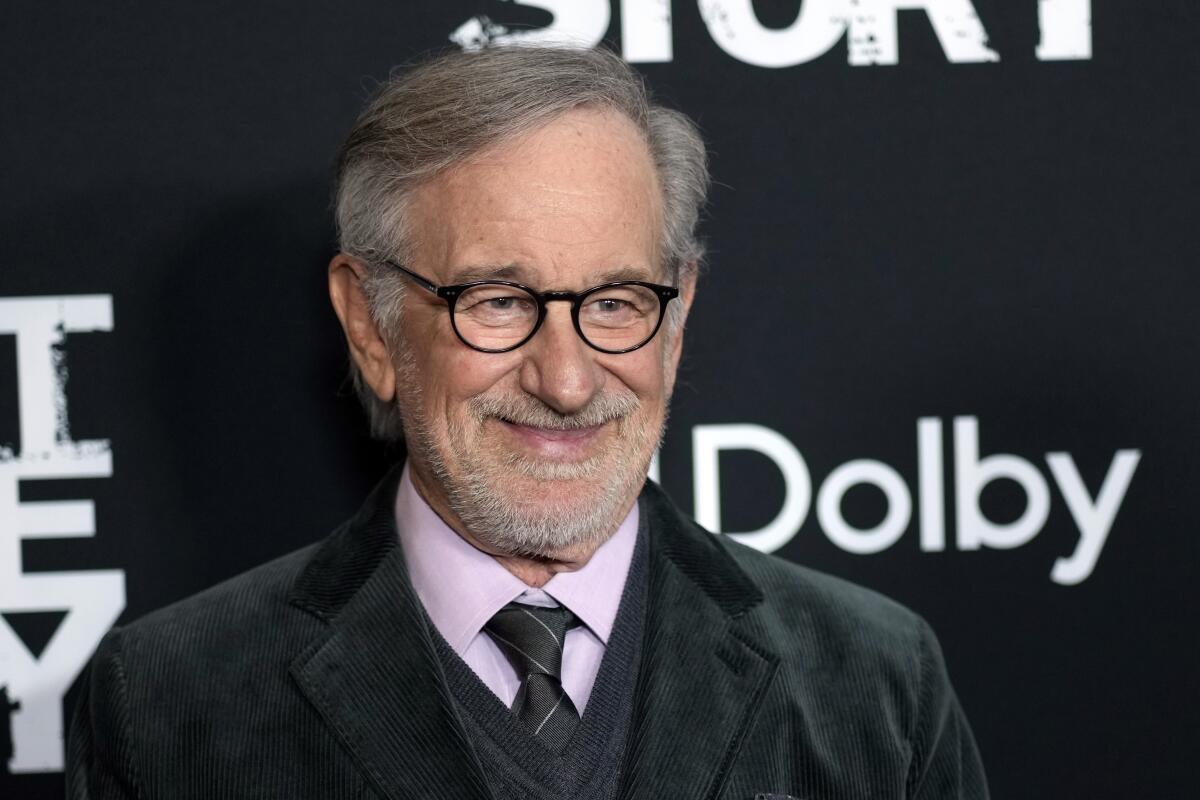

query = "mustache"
[[469, 390, 640, 431]]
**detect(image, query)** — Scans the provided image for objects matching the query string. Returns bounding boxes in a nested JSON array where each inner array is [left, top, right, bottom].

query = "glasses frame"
[[383, 261, 680, 354]]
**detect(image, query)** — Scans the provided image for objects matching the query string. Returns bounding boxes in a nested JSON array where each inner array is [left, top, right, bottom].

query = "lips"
[[497, 418, 606, 459]]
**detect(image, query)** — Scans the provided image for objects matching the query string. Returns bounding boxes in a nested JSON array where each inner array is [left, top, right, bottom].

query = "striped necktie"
[[484, 602, 580, 751]]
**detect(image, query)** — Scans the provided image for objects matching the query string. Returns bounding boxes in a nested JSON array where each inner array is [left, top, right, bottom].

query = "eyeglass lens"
[[453, 283, 663, 352]]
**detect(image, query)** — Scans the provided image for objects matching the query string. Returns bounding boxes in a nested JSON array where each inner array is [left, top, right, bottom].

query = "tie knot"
[[484, 602, 576, 679]]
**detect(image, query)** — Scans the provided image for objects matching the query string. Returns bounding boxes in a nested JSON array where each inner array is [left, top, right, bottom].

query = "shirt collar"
[[394, 462, 639, 652], [539, 504, 638, 644]]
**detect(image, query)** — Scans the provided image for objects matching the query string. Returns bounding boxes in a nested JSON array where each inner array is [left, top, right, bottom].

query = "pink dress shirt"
[[394, 462, 639, 714]]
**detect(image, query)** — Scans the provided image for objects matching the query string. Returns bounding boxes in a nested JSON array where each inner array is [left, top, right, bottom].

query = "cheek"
[[415, 340, 521, 416], [604, 347, 670, 400]]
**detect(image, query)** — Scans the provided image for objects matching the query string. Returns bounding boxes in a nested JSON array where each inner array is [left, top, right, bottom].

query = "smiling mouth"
[[496, 418, 608, 457]]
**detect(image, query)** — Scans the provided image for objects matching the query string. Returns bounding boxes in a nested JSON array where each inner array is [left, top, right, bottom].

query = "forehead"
[[407, 107, 663, 285]]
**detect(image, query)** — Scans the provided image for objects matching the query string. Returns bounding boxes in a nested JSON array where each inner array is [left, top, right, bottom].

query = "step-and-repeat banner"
[[2, 2, 1196, 797]]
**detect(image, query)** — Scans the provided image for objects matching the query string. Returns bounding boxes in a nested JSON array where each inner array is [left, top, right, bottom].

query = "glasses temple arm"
[[384, 261, 439, 294]]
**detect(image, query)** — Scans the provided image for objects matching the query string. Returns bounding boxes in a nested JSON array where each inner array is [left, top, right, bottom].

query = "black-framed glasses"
[[383, 261, 679, 354]]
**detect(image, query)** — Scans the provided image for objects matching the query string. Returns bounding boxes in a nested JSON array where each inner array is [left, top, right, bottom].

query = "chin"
[[509, 470, 619, 510], [448, 454, 646, 558], [417, 400, 663, 556]]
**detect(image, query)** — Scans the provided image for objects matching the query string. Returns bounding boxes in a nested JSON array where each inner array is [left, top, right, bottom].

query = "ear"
[[664, 263, 698, 383], [328, 253, 396, 403]]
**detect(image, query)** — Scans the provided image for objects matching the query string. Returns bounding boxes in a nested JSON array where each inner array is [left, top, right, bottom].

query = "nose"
[[518, 302, 603, 414]]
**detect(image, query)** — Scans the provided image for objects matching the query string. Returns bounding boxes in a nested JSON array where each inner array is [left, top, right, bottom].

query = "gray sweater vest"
[[431, 517, 648, 800]]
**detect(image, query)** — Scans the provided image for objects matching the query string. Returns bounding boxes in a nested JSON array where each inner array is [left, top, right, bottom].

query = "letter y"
[[1046, 450, 1141, 585]]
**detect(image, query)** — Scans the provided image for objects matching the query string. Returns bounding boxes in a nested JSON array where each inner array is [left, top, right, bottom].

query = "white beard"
[[401, 382, 663, 558]]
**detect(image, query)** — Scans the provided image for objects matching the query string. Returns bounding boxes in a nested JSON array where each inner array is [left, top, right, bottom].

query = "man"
[[68, 46, 987, 799]]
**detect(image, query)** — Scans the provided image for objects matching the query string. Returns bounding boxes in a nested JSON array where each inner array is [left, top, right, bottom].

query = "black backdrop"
[[2, 2, 1198, 797]]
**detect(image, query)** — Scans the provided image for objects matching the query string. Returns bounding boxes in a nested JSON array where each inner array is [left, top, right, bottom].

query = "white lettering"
[[1046, 450, 1140, 585], [698, 0, 847, 69], [673, 416, 1133, 584], [1036, 0, 1092, 60], [692, 423, 811, 552], [623, 0, 674, 62], [450, 0, 610, 50], [847, 0, 999, 65], [0, 296, 126, 774], [451, 1, 1093, 64], [954, 416, 1050, 550], [917, 416, 946, 551], [817, 459, 912, 553]]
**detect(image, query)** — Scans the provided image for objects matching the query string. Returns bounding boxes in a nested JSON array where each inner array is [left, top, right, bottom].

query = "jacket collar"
[[287, 467, 778, 800], [619, 480, 780, 800]]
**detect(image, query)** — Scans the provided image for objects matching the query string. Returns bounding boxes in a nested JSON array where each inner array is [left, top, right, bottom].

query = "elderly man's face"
[[385, 107, 691, 558]]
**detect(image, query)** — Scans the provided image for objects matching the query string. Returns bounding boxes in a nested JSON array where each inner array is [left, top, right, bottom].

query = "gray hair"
[[333, 45, 710, 440]]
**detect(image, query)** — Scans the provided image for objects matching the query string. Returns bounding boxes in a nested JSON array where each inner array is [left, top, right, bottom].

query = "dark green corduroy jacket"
[[67, 469, 988, 799]]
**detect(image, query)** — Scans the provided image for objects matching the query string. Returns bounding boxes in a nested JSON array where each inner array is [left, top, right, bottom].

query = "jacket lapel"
[[284, 469, 779, 800], [619, 482, 780, 800], [287, 469, 491, 800]]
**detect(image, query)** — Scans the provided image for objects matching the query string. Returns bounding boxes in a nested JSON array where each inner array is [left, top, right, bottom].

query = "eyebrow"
[[595, 265, 658, 283], [446, 264, 525, 283], [446, 264, 660, 286]]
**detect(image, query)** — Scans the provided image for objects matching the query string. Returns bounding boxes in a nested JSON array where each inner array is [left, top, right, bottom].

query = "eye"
[[579, 287, 658, 332], [457, 286, 535, 313], [592, 297, 632, 314]]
